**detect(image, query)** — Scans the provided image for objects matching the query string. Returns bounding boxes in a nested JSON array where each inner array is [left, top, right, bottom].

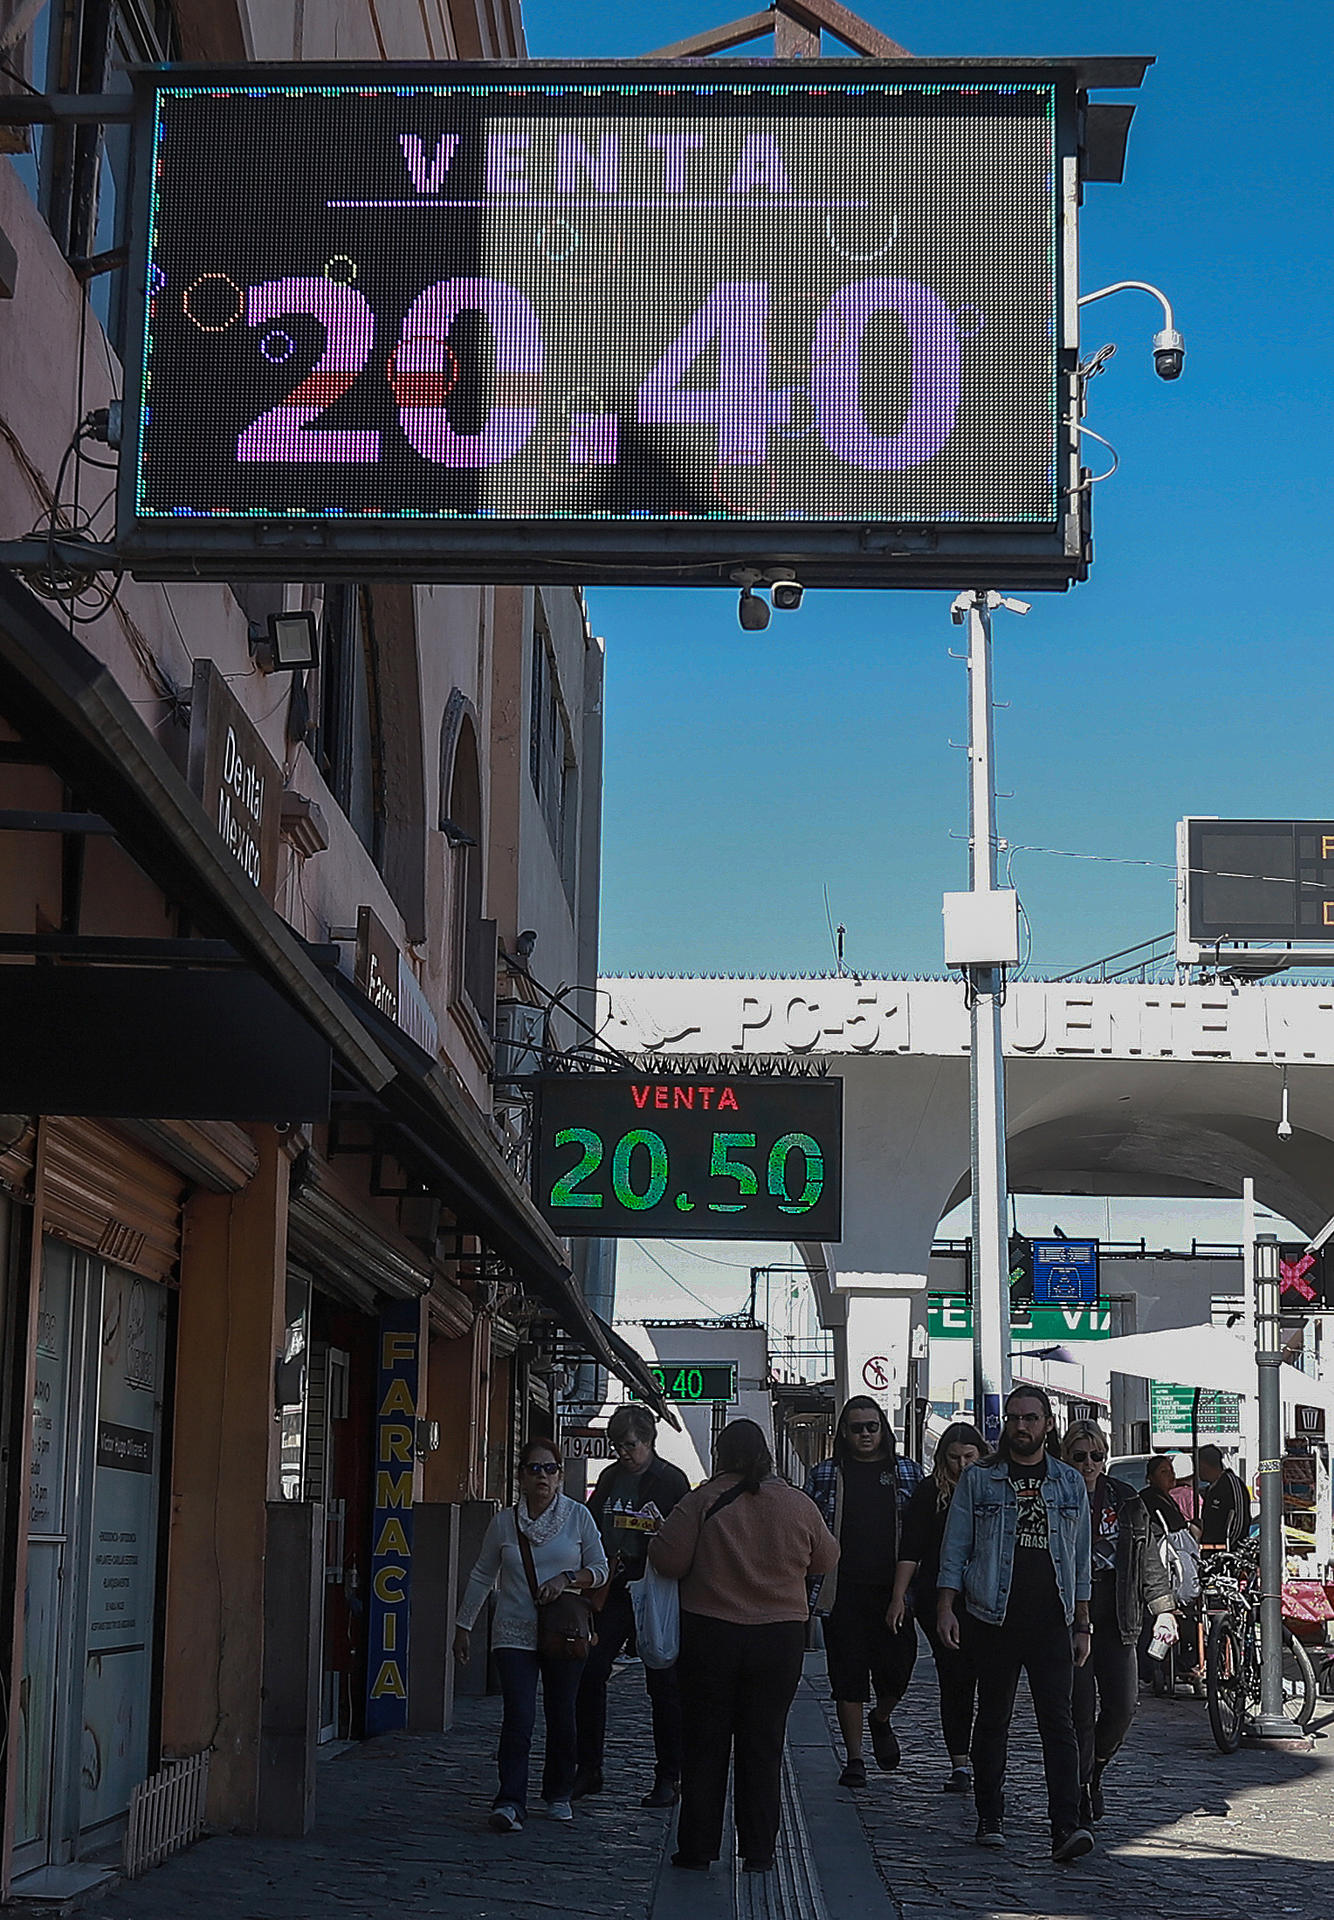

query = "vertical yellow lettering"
[[1322, 836, 1334, 861], [376, 1470, 413, 1509], [382, 1332, 416, 1367], [370, 1660, 407, 1701], [378, 1421, 415, 1463], [383, 1613, 397, 1652], [378, 1378, 416, 1416]]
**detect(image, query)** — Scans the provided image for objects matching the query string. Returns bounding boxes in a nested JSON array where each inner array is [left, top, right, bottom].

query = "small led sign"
[[1184, 819, 1334, 946], [635, 1362, 738, 1405], [533, 1073, 842, 1241], [120, 63, 1081, 587]]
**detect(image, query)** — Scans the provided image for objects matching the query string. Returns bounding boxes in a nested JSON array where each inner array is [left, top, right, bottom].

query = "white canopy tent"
[[1087, 1323, 1334, 1420]]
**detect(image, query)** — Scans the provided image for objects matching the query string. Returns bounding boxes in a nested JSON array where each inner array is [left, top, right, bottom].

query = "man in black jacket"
[[574, 1404, 690, 1807]]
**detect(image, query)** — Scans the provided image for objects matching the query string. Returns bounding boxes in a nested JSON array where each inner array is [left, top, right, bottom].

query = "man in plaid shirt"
[[805, 1397, 923, 1788]]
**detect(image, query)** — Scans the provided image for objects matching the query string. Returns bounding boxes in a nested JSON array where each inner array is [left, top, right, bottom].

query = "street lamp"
[[1252, 1232, 1292, 1737]]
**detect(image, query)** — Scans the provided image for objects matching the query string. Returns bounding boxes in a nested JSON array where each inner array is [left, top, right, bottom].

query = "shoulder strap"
[[703, 1481, 750, 1524], [514, 1513, 542, 1604]]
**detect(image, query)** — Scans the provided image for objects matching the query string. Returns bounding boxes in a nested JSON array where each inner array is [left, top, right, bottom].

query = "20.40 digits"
[[234, 274, 960, 472], [550, 1126, 825, 1215]]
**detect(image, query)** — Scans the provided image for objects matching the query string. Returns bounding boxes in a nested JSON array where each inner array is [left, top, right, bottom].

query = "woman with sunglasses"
[[455, 1436, 608, 1834], [1060, 1420, 1176, 1826]]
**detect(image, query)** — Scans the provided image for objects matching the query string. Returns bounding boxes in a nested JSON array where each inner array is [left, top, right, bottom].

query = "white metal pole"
[[963, 591, 1012, 1448], [1241, 1178, 1258, 1487]]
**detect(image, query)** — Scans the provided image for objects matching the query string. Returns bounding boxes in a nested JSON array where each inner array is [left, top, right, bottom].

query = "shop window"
[[528, 614, 578, 904], [316, 584, 386, 868]]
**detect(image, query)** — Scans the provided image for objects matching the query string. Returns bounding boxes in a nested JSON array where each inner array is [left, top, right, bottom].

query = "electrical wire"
[[630, 1240, 747, 1317]]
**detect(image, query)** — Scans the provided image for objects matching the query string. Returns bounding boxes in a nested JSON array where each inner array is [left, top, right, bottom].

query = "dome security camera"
[[738, 587, 770, 632], [1152, 327, 1186, 380]]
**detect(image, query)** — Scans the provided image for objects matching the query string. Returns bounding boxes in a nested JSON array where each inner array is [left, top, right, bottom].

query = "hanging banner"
[[365, 1299, 420, 1735]]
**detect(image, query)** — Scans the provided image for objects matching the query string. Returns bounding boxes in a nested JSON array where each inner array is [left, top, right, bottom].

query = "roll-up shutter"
[[40, 1118, 183, 1283], [0, 1116, 36, 1199], [287, 1167, 434, 1311]]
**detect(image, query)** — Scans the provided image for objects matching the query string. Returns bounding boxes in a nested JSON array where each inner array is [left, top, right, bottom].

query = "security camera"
[[1152, 327, 1185, 381], [1276, 1117, 1293, 1141], [770, 578, 804, 612], [738, 587, 770, 632]]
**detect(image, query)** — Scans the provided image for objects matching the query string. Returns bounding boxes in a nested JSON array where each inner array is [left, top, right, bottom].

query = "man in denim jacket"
[[937, 1386, 1094, 1863]]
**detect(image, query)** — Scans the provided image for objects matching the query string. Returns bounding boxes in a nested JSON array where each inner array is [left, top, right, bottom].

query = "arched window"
[[317, 585, 385, 866], [441, 698, 494, 1037]]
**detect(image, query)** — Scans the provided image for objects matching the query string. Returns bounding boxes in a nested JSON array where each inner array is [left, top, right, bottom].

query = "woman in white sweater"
[[455, 1436, 608, 1832]]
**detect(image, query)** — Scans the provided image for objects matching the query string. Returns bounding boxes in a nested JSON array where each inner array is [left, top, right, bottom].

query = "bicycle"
[[1201, 1542, 1317, 1753]]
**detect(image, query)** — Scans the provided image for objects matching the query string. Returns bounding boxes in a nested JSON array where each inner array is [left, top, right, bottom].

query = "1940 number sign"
[[533, 1075, 842, 1241]]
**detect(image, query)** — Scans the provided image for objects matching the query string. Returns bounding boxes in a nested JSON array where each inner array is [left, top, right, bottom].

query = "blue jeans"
[[493, 1648, 583, 1813]]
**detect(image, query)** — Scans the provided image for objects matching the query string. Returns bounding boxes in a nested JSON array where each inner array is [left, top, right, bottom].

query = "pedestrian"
[[574, 1403, 690, 1806], [1195, 1444, 1252, 1548], [1141, 1455, 1203, 1690], [886, 1421, 986, 1793], [1061, 1420, 1176, 1825], [804, 1395, 923, 1787], [650, 1418, 837, 1876], [454, 1436, 609, 1834], [936, 1384, 1095, 1864]]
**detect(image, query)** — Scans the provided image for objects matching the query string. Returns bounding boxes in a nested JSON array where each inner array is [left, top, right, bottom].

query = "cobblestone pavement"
[[815, 1652, 1334, 1920], [95, 1667, 670, 1920]]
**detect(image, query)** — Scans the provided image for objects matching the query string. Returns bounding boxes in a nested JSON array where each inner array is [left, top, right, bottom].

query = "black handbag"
[[516, 1522, 596, 1661]]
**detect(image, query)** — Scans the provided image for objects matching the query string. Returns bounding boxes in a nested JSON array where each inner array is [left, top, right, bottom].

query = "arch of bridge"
[[602, 976, 1334, 1283]]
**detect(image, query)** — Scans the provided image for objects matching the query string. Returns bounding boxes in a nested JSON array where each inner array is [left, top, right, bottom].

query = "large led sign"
[[533, 1073, 842, 1241], [121, 63, 1081, 587]]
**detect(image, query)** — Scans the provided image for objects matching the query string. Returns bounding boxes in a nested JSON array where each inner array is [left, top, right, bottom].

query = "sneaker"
[[641, 1775, 680, 1808], [974, 1816, 1005, 1848], [570, 1766, 603, 1800], [838, 1757, 868, 1789], [1051, 1825, 1094, 1863], [943, 1767, 972, 1794], [670, 1853, 710, 1872], [489, 1804, 524, 1833], [544, 1799, 573, 1822], [868, 1712, 901, 1771]]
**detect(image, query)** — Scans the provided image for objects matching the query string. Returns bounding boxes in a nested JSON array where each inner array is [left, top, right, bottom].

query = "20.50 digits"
[[234, 275, 960, 472], [550, 1127, 825, 1215]]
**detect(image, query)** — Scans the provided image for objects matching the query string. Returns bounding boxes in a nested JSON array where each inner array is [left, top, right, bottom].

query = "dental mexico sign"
[[120, 62, 1081, 588]]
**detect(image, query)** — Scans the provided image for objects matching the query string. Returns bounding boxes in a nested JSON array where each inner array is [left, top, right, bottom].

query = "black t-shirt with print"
[[1006, 1454, 1061, 1618]]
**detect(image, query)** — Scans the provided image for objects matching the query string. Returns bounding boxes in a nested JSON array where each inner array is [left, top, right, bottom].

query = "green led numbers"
[[611, 1128, 669, 1211], [768, 1132, 824, 1213], [549, 1126, 604, 1208], [709, 1131, 757, 1213]]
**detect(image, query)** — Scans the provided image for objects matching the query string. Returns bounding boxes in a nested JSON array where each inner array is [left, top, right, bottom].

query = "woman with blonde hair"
[[1061, 1418, 1175, 1825], [887, 1421, 986, 1792]]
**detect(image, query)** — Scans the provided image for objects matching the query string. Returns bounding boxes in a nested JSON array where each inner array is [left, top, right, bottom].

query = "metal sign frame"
[[117, 59, 1086, 589], [1177, 817, 1334, 966]]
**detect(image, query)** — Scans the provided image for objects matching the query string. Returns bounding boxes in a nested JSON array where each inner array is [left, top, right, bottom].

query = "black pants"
[[575, 1580, 683, 1778], [963, 1605, 1081, 1832], [493, 1648, 582, 1814], [921, 1612, 977, 1760], [1071, 1631, 1139, 1782], [822, 1582, 918, 1705], [675, 1611, 806, 1864]]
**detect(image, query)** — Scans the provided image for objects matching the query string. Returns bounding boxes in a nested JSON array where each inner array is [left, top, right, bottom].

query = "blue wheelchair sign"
[[1032, 1240, 1098, 1306]]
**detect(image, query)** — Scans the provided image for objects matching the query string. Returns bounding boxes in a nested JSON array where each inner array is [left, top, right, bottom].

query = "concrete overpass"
[[601, 975, 1334, 1422]]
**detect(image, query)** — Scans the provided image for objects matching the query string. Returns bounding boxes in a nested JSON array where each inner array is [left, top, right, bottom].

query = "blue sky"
[[524, 1, 1334, 983]]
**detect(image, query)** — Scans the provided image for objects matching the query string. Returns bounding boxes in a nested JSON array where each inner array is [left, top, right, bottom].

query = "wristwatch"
[[1073, 1622, 1092, 1635]]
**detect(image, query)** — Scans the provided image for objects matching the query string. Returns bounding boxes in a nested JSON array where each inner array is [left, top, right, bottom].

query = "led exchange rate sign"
[[121, 63, 1082, 587], [533, 1074, 842, 1241]]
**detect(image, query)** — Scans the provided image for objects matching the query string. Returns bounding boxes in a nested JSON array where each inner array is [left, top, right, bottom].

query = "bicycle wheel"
[[1207, 1615, 1246, 1752], [1281, 1629, 1317, 1727]]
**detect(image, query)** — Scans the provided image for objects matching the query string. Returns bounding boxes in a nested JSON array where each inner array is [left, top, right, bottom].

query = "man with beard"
[[937, 1386, 1094, 1863]]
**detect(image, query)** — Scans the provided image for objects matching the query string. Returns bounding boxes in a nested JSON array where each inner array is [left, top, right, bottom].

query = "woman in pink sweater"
[[650, 1420, 838, 1876]]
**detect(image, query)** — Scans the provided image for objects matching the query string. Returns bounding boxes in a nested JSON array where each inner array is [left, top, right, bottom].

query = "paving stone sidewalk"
[[817, 1653, 1334, 1920], [96, 1668, 671, 1920]]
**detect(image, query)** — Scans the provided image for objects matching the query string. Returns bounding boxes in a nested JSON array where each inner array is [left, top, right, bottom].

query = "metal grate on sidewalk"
[[734, 1747, 830, 1920]]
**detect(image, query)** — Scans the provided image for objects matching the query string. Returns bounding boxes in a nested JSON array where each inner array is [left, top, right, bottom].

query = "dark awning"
[[0, 571, 669, 1416]]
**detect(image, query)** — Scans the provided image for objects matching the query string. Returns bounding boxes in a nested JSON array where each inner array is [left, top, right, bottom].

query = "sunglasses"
[[847, 1420, 882, 1435], [523, 1461, 561, 1476], [612, 1438, 644, 1454], [1070, 1449, 1106, 1465]]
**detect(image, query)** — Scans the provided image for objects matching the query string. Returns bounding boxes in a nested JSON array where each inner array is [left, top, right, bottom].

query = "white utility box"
[[942, 889, 1021, 968]]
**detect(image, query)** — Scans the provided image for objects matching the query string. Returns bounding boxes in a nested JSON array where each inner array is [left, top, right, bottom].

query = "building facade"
[[0, 0, 656, 1895]]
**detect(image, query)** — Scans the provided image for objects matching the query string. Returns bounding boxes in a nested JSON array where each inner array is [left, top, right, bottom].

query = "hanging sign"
[[365, 1299, 421, 1735]]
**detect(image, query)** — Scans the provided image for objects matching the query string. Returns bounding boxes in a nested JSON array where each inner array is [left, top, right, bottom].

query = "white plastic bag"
[[631, 1563, 680, 1669]]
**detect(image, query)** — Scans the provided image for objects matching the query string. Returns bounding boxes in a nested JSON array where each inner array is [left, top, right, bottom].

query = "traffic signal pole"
[[957, 589, 1015, 1447]]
